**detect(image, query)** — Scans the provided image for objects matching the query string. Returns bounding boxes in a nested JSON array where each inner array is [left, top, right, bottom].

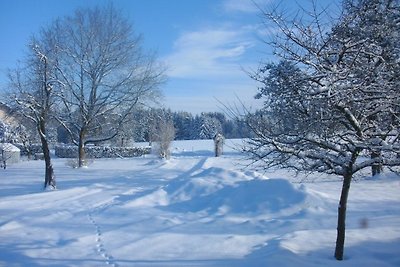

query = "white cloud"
[[222, 0, 257, 13], [164, 81, 263, 114], [160, 7, 267, 113], [163, 27, 255, 79], [222, 0, 264, 14]]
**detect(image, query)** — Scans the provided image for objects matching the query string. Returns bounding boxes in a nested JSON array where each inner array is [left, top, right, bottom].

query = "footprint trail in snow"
[[88, 212, 118, 267]]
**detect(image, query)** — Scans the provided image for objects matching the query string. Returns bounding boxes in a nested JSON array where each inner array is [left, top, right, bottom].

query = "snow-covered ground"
[[0, 139, 399, 267]]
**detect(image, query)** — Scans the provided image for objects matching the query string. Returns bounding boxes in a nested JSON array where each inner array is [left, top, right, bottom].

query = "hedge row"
[[13, 143, 43, 156], [55, 145, 151, 159]]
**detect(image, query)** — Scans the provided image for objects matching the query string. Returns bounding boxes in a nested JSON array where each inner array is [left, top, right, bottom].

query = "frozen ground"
[[0, 139, 399, 267]]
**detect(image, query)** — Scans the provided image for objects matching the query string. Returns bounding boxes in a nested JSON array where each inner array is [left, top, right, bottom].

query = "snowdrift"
[[137, 168, 307, 215]]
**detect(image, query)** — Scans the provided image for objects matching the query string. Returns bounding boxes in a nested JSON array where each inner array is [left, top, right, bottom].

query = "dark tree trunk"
[[214, 133, 224, 157], [371, 151, 382, 176], [334, 172, 352, 260], [1, 150, 6, 169], [78, 129, 86, 168], [39, 119, 56, 189]]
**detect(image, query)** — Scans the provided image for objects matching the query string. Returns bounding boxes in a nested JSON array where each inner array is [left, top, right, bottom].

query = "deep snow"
[[0, 139, 399, 267]]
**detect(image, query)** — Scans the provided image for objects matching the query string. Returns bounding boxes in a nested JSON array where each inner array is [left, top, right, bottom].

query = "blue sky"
[[0, 0, 338, 114]]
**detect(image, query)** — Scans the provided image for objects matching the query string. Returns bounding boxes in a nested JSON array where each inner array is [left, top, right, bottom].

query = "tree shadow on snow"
[[0, 243, 107, 267], [238, 237, 400, 267]]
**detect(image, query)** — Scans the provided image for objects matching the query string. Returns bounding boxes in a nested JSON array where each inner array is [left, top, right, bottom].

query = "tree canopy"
[[247, 0, 400, 260]]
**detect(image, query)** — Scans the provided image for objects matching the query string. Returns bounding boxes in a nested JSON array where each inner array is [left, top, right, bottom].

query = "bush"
[[151, 119, 175, 160], [66, 158, 94, 168]]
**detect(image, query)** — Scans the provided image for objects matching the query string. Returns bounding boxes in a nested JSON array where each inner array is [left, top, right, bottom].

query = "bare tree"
[[47, 5, 165, 167], [247, 0, 400, 261], [149, 109, 175, 160], [8, 40, 58, 189]]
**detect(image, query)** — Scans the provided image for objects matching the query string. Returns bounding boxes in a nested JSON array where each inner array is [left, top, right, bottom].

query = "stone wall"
[[55, 145, 151, 159]]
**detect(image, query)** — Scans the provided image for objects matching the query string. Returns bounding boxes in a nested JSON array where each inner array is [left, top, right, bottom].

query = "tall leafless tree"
[[47, 5, 165, 167], [247, 0, 400, 260], [8, 40, 58, 189]]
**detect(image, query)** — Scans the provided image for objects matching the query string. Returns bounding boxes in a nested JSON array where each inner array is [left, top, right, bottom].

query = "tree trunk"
[[334, 172, 352, 260], [78, 129, 86, 168], [371, 151, 382, 176], [1, 150, 6, 169], [39, 120, 56, 189], [214, 133, 224, 157]]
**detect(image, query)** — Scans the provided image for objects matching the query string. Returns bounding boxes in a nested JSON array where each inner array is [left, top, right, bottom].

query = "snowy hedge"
[[13, 143, 43, 157], [55, 144, 151, 159]]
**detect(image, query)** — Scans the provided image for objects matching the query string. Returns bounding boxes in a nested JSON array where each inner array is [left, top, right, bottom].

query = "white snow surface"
[[0, 139, 399, 267]]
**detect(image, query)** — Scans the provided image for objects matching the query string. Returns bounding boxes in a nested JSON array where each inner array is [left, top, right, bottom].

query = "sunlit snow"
[[0, 139, 399, 266]]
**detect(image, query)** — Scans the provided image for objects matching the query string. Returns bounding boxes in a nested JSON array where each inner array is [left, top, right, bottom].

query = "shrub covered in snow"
[[55, 144, 151, 159], [13, 143, 43, 157]]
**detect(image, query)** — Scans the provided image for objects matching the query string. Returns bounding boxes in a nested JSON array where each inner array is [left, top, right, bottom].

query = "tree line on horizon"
[[1, 104, 252, 145]]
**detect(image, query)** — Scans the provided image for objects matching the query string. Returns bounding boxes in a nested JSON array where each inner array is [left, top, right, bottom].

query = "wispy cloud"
[[164, 80, 263, 114], [222, 0, 265, 14], [161, 2, 267, 113], [163, 27, 255, 79]]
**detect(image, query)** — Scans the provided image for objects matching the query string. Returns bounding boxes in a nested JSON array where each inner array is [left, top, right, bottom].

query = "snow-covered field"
[[0, 139, 399, 267]]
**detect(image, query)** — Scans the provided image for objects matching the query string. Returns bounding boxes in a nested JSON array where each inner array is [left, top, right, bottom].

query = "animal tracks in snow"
[[87, 212, 118, 267]]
